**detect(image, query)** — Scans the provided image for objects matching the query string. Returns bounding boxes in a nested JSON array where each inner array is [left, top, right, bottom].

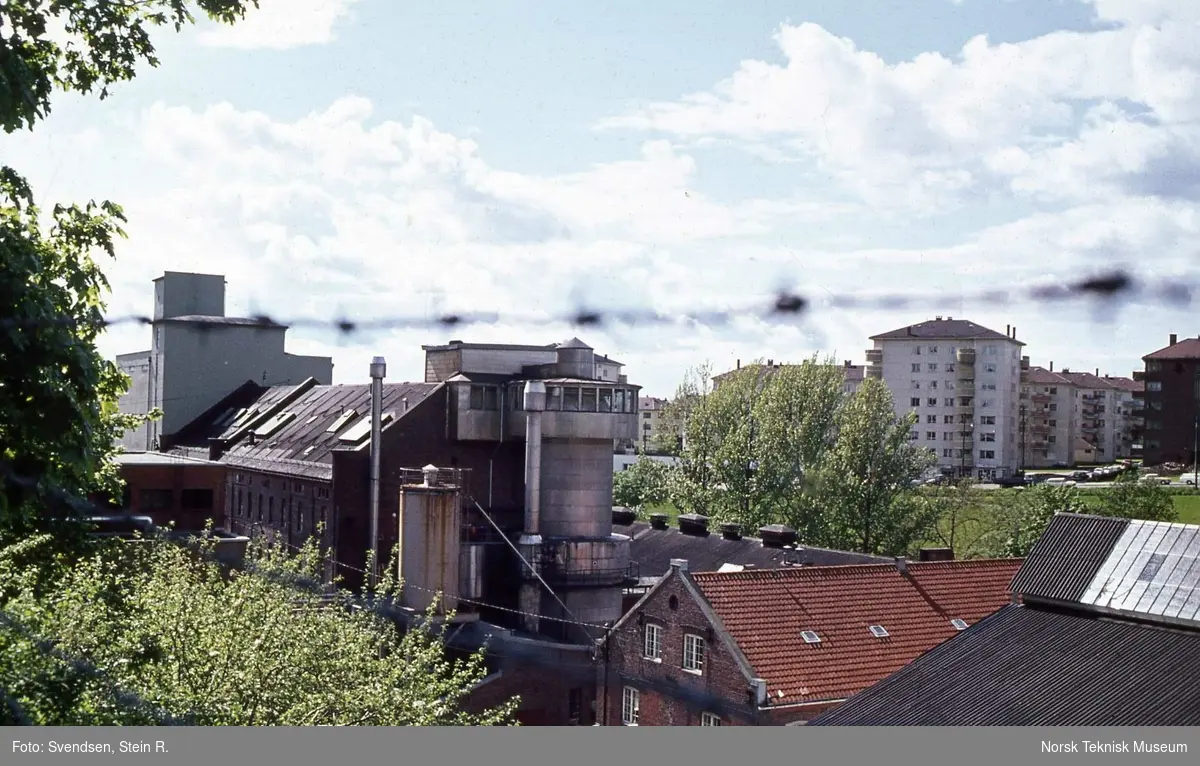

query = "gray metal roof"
[[116, 451, 219, 466], [1010, 513, 1131, 604], [557, 337, 592, 350], [220, 382, 441, 466], [870, 318, 1020, 344], [807, 603, 1200, 726], [159, 315, 286, 328], [615, 521, 887, 577]]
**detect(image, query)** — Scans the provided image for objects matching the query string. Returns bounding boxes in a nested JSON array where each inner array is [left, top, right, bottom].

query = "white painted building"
[[866, 317, 1027, 480]]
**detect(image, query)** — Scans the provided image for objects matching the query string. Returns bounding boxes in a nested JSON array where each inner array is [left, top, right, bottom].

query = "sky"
[[5, 0, 1200, 397]]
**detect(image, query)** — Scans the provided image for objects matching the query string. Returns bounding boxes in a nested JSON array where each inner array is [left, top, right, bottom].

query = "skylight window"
[[337, 413, 394, 443], [868, 625, 889, 638], [326, 409, 358, 434], [231, 407, 256, 428], [800, 630, 821, 644], [213, 408, 238, 429], [950, 619, 969, 631], [253, 412, 296, 439]]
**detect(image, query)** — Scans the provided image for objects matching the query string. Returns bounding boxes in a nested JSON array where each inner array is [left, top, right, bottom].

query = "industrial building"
[[116, 271, 333, 452]]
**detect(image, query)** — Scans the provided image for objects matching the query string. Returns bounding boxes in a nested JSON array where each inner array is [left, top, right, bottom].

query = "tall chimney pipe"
[[522, 381, 547, 537], [1171, 333, 1178, 346], [1050, 361, 1054, 372], [369, 356, 386, 589]]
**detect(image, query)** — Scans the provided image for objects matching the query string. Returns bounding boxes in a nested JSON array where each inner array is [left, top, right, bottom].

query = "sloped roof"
[[1102, 375, 1143, 392], [219, 382, 441, 465], [689, 559, 1022, 705], [615, 522, 886, 578], [870, 319, 1020, 344], [1025, 366, 1071, 386], [1058, 370, 1116, 390], [1009, 513, 1200, 629], [1144, 337, 1200, 360], [168, 380, 269, 444], [807, 603, 1200, 726]]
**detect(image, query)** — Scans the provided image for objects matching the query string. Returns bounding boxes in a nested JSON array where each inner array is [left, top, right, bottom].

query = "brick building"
[[114, 451, 228, 531], [1140, 334, 1200, 466], [598, 556, 1021, 726]]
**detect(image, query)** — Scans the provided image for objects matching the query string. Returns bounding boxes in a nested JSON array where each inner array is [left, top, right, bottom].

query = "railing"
[[396, 466, 471, 488]]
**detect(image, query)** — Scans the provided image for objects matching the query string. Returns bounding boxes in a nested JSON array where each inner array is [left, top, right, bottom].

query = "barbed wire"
[[0, 269, 1184, 335]]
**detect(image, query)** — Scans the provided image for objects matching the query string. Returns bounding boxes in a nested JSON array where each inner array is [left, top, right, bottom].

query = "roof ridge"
[[691, 557, 1023, 581]]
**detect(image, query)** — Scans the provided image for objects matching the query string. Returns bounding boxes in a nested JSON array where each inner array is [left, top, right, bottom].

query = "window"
[[944, 398, 955, 407], [547, 386, 564, 410], [1147, 381, 1163, 391], [257, 494, 263, 522], [469, 385, 499, 411], [868, 625, 890, 638], [262, 478, 271, 489], [701, 712, 721, 727], [683, 634, 705, 673], [984, 345, 998, 355], [927, 363, 938, 372], [268, 496, 275, 524], [180, 488, 214, 511], [926, 431, 937, 440], [562, 387, 581, 411], [927, 397, 938, 406], [912, 363, 921, 373], [951, 619, 969, 631], [944, 415, 954, 424], [801, 630, 822, 644], [234, 473, 246, 485], [981, 383, 996, 391], [946, 363, 955, 372], [1147, 361, 1163, 371], [981, 432, 996, 442], [643, 623, 662, 659], [959, 397, 972, 406], [622, 687, 639, 725], [979, 450, 995, 459], [943, 448, 953, 457], [910, 397, 921, 407], [909, 430, 918, 441], [980, 399, 994, 409], [1048, 419, 1057, 427], [929, 381, 938, 390], [943, 433, 955, 441], [927, 415, 937, 424], [293, 481, 305, 495], [295, 507, 304, 533], [1049, 403, 1057, 411], [642, 411, 652, 419], [1048, 387, 1058, 395], [984, 363, 997, 373], [928, 345, 939, 354], [236, 489, 243, 517], [912, 346, 922, 355], [140, 489, 172, 510], [581, 388, 598, 412], [316, 486, 330, 500], [1048, 435, 1057, 443], [912, 381, 920, 389], [510, 386, 525, 411], [980, 416, 996, 425]]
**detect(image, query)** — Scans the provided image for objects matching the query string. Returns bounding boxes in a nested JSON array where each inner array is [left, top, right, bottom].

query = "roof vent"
[[868, 625, 889, 638], [612, 507, 638, 526], [1170, 333, 1178, 345], [759, 524, 798, 548], [449, 339, 463, 345], [895, 556, 908, 573], [800, 630, 821, 644], [649, 513, 669, 530], [719, 522, 742, 541], [918, 547, 954, 562], [677, 514, 709, 537], [951, 619, 969, 631], [422, 464, 439, 487]]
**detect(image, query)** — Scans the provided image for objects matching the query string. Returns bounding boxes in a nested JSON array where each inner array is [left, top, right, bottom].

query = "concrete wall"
[[459, 347, 557, 376], [119, 461, 228, 531], [155, 272, 225, 320], [117, 352, 153, 451], [158, 323, 332, 436]]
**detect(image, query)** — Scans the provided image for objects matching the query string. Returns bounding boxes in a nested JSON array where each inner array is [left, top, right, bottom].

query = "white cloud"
[[197, 0, 362, 50]]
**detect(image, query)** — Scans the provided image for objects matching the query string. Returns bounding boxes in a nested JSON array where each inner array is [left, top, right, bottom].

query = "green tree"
[[651, 362, 713, 455], [1099, 471, 1177, 522], [612, 456, 673, 512], [0, 533, 517, 725], [814, 377, 937, 554], [924, 481, 1016, 559], [1004, 485, 1085, 557]]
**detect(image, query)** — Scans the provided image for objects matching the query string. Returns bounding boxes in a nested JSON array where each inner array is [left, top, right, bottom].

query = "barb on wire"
[[0, 269, 1183, 335]]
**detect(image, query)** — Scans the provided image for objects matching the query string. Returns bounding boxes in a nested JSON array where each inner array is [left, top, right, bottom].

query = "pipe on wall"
[[369, 356, 386, 589], [523, 381, 547, 535]]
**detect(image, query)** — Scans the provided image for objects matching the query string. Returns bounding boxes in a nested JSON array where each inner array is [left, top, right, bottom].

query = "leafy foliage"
[[669, 359, 936, 555], [1004, 485, 1086, 557], [925, 481, 1015, 559], [1, 0, 256, 132], [612, 456, 673, 511], [0, 168, 154, 549], [1100, 470, 1177, 523], [651, 362, 712, 455], [0, 533, 518, 725]]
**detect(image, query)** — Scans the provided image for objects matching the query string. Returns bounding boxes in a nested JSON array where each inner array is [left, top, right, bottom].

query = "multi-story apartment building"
[[711, 359, 865, 395], [866, 318, 1027, 480], [1019, 366, 1075, 468], [636, 396, 670, 453], [1140, 334, 1200, 467]]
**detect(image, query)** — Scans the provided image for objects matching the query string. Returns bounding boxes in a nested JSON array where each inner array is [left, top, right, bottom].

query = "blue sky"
[[5, 0, 1199, 396]]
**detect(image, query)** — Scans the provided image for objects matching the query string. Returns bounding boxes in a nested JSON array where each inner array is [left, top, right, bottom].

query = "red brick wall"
[[599, 571, 760, 726], [120, 462, 228, 531], [464, 663, 597, 726], [224, 470, 334, 555], [1143, 357, 1200, 465]]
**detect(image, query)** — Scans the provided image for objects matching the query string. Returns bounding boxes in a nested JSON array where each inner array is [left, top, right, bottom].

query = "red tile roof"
[[690, 559, 1023, 706], [1144, 337, 1200, 360]]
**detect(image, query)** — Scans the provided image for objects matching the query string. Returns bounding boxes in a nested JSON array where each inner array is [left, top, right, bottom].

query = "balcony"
[[1132, 371, 1145, 382], [866, 364, 883, 380], [1031, 393, 1051, 404], [956, 348, 976, 366], [956, 379, 975, 395], [1031, 423, 1050, 434], [866, 349, 883, 365]]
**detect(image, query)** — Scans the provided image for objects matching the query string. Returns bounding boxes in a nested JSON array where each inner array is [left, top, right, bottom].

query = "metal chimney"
[[521, 381, 547, 539], [369, 355, 386, 589]]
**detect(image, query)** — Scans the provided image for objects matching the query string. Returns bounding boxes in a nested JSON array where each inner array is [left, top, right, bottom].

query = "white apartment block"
[[1021, 365, 1141, 467], [637, 395, 671, 451], [866, 318, 1027, 481]]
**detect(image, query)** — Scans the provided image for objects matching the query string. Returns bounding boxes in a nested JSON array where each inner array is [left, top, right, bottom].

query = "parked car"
[[1045, 477, 1077, 488], [1070, 470, 1092, 482]]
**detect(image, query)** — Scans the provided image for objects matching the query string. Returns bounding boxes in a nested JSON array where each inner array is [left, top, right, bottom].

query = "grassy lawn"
[[1173, 495, 1200, 524]]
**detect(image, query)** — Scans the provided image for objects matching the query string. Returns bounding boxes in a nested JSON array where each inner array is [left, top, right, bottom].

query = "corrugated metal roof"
[[689, 559, 1022, 705], [1079, 520, 1200, 627], [614, 522, 886, 577], [1009, 513, 1130, 603], [221, 382, 441, 466], [807, 603, 1200, 726]]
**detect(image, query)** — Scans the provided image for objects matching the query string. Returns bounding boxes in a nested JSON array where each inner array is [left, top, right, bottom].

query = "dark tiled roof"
[[1009, 513, 1130, 603], [1102, 375, 1143, 392], [220, 382, 442, 467], [690, 559, 1023, 705], [1144, 337, 1200, 360], [1058, 370, 1116, 390], [615, 523, 886, 577], [169, 381, 269, 444], [870, 319, 1018, 344], [1025, 366, 1070, 386], [807, 603, 1200, 726]]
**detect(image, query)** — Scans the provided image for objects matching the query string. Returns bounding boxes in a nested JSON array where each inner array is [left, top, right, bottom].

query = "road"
[[972, 481, 1195, 490]]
